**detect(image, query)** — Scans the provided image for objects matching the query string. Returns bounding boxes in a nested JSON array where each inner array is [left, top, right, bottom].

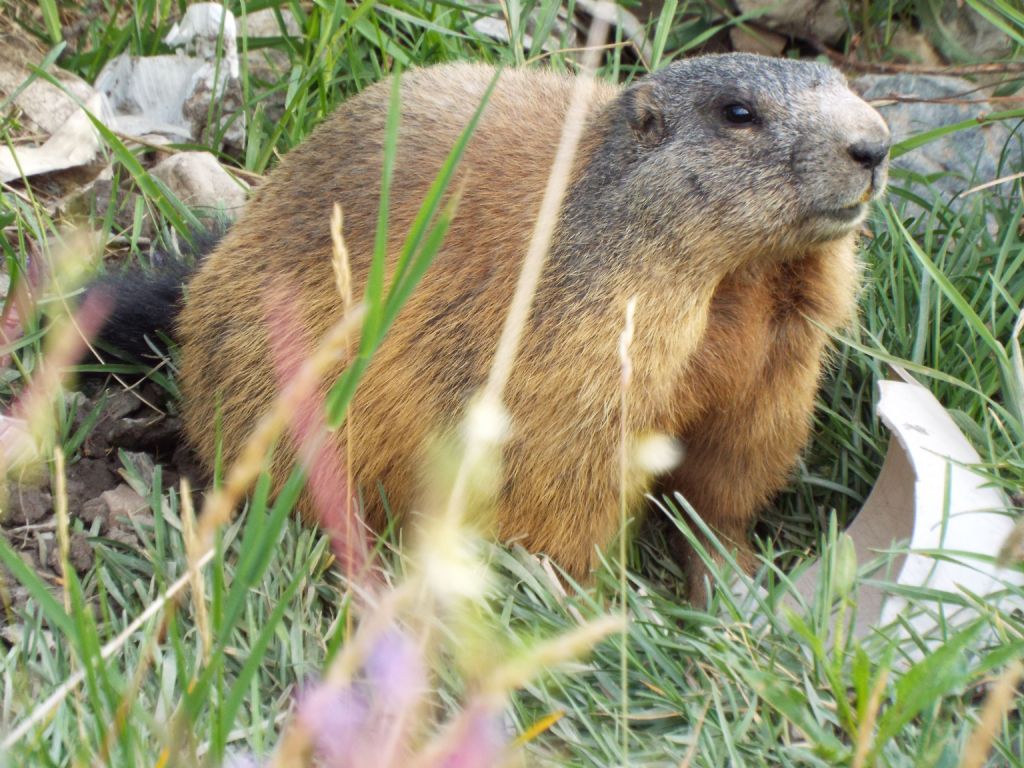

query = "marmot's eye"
[[723, 103, 757, 125]]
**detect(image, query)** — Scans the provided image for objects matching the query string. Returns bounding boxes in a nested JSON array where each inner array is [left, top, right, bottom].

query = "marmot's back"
[[177, 56, 890, 591], [178, 63, 622, 534]]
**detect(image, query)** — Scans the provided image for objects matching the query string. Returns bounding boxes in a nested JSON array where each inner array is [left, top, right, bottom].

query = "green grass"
[[1, 1, 1024, 766]]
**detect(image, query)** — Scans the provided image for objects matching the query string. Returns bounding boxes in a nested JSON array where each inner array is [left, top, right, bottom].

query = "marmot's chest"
[[690, 262, 836, 407]]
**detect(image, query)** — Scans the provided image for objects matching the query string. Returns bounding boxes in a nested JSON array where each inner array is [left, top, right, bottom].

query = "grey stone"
[[4, 486, 52, 526], [734, 0, 848, 45], [729, 25, 788, 57], [106, 389, 143, 421], [0, 31, 97, 136], [65, 458, 118, 509], [80, 497, 108, 529], [46, 531, 94, 573], [237, 11, 298, 124], [106, 525, 140, 547], [102, 415, 182, 454], [63, 176, 152, 241], [927, 0, 1015, 63], [121, 451, 157, 489], [67, 533, 95, 573], [101, 483, 149, 521], [855, 73, 1023, 213], [887, 28, 944, 67]]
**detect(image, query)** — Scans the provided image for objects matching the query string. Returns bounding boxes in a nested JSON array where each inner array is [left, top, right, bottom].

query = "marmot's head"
[[616, 53, 890, 259]]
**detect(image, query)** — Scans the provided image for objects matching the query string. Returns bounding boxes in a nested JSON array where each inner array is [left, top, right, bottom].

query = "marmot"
[[119, 55, 892, 598]]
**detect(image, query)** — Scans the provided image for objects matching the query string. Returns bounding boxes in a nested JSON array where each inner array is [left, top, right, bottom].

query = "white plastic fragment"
[[94, 54, 202, 142], [0, 92, 113, 182], [874, 375, 1022, 629], [791, 370, 1024, 639], [471, 16, 524, 48], [95, 2, 243, 145], [164, 3, 239, 79], [2, 3, 245, 180]]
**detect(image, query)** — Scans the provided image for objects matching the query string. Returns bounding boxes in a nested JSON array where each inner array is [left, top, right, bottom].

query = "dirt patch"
[[1, 376, 201, 630]]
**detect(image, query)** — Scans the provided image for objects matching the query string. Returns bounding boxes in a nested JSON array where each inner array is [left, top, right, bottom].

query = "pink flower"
[[264, 287, 367, 576], [434, 700, 507, 768]]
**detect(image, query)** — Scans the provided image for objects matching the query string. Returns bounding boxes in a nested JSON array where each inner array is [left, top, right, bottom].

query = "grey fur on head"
[[556, 53, 890, 283]]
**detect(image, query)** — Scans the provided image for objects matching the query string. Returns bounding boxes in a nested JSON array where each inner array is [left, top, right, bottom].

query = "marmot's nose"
[[847, 139, 890, 170]]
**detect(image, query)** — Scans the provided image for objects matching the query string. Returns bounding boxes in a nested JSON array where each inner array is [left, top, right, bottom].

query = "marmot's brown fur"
[[177, 55, 890, 598]]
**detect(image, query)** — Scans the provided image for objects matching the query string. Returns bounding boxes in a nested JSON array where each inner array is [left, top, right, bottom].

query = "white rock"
[[239, 7, 301, 38], [150, 151, 248, 218]]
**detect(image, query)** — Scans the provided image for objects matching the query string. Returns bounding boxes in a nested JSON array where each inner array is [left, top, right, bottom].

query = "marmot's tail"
[[87, 229, 222, 363]]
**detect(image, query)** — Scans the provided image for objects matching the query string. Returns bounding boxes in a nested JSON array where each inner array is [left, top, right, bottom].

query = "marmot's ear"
[[624, 81, 666, 147]]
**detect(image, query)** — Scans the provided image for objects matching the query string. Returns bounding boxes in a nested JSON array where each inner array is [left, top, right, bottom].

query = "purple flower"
[[221, 752, 264, 768], [296, 682, 371, 764], [365, 629, 427, 712], [294, 627, 428, 767]]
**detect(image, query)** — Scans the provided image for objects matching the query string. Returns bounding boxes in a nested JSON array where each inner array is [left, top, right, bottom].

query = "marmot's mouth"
[[817, 203, 864, 222]]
